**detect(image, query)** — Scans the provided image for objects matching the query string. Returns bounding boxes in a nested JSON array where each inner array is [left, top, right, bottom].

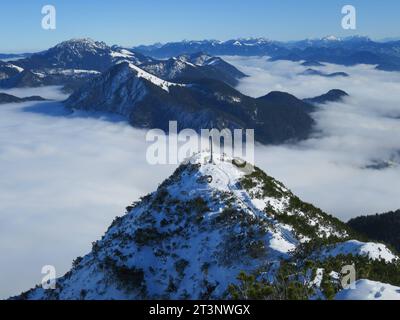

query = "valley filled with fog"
[[1, 57, 400, 298], [224, 56, 400, 221]]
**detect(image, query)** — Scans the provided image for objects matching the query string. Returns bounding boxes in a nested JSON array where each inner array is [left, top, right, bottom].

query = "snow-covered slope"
[[125, 63, 184, 92], [318, 240, 397, 263], [64, 61, 189, 121], [14, 153, 298, 299], [14, 152, 398, 300], [0, 61, 24, 80], [335, 279, 400, 300]]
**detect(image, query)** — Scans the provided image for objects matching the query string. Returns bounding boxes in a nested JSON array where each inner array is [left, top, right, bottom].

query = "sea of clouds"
[[0, 89, 175, 299], [1, 57, 400, 298], [224, 56, 400, 221]]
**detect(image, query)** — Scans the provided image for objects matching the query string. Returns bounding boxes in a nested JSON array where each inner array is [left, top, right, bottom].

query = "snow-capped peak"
[[187, 53, 214, 66], [222, 37, 271, 46], [322, 35, 341, 41], [176, 152, 248, 192], [54, 38, 109, 51], [13, 153, 400, 300]]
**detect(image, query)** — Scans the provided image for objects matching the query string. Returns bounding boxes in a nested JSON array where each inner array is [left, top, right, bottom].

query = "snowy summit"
[[12, 153, 399, 300]]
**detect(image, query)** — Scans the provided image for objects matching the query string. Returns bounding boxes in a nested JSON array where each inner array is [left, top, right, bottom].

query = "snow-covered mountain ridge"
[[1, 38, 247, 95], [65, 59, 320, 145], [13, 153, 400, 300]]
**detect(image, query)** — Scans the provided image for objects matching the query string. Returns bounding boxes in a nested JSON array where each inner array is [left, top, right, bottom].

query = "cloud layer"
[[0, 90, 175, 298], [224, 56, 400, 220]]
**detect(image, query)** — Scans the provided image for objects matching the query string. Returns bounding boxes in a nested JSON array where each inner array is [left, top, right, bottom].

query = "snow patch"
[[335, 279, 400, 300], [319, 240, 398, 263]]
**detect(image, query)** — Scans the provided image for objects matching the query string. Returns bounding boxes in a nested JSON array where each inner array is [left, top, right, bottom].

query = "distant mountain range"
[[3, 36, 400, 72], [0, 39, 246, 92], [0, 38, 351, 145], [134, 36, 400, 71], [0, 93, 46, 104], [12, 153, 400, 300], [0, 53, 30, 60]]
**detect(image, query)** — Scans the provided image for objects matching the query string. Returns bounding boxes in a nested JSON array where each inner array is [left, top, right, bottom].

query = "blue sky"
[[1, 0, 399, 52]]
